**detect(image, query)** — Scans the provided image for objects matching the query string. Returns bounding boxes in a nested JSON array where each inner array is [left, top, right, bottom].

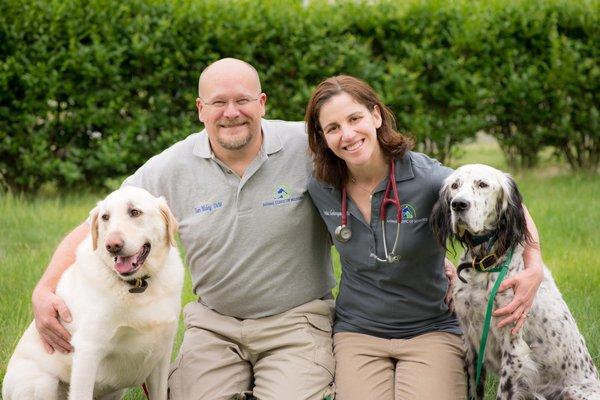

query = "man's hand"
[[32, 285, 73, 354], [444, 258, 457, 313], [493, 264, 543, 335]]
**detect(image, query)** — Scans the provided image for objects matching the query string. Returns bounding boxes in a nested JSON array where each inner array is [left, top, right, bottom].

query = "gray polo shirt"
[[124, 119, 335, 319], [308, 151, 461, 339]]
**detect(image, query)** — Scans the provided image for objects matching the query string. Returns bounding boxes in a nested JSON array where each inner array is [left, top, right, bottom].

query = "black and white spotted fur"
[[430, 164, 600, 400]]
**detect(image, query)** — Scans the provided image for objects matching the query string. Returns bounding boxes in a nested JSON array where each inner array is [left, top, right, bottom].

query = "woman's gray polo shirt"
[[308, 151, 461, 339], [124, 119, 335, 319]]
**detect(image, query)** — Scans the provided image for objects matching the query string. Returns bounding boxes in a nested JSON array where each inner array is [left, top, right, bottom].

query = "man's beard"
[[216, 119, 254, 150], [217, 131, 253, 150]]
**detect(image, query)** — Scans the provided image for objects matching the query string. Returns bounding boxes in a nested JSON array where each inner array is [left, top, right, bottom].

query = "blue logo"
[[262, 184, 303, 207], [401, 204, 416, 220], [274, 186, 290, 199]]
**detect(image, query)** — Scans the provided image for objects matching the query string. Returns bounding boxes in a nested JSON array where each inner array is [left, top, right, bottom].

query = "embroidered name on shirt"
[[194, 201, 223, 214], [323, 209, 342, 217]]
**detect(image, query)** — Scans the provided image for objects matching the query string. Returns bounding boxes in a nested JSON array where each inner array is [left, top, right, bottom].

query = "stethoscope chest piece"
[[335, 225, 352, 243]]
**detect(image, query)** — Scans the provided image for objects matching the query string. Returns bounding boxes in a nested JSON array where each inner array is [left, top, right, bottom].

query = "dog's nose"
[[105, 233, 124, 254], [451, 198, 470, 212]]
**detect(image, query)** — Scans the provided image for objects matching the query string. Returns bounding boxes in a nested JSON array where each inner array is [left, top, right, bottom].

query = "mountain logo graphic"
[[401, 204, 416, 220], [274, 186, 291, 199]]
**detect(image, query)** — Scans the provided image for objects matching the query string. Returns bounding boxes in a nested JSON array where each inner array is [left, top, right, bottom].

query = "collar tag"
[[128, 277, 149, 294]]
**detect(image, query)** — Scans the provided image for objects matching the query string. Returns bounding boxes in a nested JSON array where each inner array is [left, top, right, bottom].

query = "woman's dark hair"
[[305, 75, 413, 188]]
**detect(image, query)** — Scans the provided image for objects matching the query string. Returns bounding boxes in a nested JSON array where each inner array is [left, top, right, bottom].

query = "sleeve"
[[120, 158, 165, 199], [430, 160, 454, 201], [307, 176, 334, 247], [121, 167, 146, 190]]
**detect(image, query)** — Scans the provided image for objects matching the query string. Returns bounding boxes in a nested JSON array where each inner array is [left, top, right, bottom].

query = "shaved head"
[[198, 58, 261, 97], [195, 58, 267, 159]]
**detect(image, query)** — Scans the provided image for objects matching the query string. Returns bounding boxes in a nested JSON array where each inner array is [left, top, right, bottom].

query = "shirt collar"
[[192, 119, 282, 159], [393, 152, 415, 182]]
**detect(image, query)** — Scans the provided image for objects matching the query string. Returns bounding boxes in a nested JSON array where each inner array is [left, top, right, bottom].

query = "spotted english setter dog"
[[430, 164, 600, 400]]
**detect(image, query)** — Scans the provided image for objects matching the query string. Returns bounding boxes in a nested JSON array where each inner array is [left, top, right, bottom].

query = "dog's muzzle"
[[114, 243, 151, 276], [451, 198, 470, 213]]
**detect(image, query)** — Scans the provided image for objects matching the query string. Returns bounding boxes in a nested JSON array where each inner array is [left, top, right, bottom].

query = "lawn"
[[1, 141, 598, 399]]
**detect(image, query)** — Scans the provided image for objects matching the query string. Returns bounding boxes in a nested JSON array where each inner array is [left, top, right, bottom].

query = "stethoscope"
[[334, 159, 402, 263]]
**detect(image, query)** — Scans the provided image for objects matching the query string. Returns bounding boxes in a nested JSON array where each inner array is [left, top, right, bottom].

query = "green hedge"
[[1, 0, 598, 191]]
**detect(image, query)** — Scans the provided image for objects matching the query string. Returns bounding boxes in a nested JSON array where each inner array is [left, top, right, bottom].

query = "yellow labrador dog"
[[3, 187, 184, 400]]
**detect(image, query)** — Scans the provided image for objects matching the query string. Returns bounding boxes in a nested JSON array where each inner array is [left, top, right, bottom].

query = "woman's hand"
[[493, 262, 543, 335], [444, 258, 457, 313]]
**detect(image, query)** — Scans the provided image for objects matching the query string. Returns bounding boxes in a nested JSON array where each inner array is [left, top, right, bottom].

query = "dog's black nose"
[[106, 242, 123, 254], [451, 199, 470, 212]]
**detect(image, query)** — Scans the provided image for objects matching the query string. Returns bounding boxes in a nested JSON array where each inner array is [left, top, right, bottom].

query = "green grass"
[[1, 143, 598, 399]]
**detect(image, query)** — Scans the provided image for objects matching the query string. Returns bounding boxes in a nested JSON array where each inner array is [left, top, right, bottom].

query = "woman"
[[305, 75, 543, 400]]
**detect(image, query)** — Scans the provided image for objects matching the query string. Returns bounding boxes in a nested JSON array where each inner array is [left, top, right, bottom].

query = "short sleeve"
[[430, 161, 454, 198]]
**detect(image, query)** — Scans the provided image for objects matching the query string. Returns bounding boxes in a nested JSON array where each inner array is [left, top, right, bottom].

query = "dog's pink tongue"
[[115, 255, 135, 274]]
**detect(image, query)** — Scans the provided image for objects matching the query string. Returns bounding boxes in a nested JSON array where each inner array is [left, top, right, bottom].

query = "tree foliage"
[[1, 0, 597, 191]]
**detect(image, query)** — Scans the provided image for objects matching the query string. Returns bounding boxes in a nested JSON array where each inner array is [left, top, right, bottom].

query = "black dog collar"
[[125, 275, 150, 293], [465, 232, 496, 247]]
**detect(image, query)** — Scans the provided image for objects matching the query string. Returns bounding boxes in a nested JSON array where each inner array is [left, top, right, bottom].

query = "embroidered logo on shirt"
[[402, 204, 416, 220], [262, 185, 303, 207], [274, 185, 291, 199], [386, 203, 427, 224]]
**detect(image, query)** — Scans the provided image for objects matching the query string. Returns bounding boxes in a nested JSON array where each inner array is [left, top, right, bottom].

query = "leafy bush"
[[1, 0, 597, 191]]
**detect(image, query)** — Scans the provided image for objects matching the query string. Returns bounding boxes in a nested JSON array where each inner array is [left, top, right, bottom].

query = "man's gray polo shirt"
[[124, 119, 335, 319], [308, 151, 461, 339]]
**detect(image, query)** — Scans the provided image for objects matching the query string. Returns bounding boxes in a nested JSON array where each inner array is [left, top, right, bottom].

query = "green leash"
[[474, 247, 514, 391]]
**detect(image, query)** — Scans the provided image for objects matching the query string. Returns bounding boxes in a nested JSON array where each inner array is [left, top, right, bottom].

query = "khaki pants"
[[333, 331, 466, 400], [168, 299, 336, 400]]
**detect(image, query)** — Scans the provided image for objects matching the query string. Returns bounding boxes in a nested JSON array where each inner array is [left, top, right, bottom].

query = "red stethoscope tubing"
[[337, 159, 402, 264], [341, 183, 349, 227], [340, 159, 401, 226], [379, 159, 402, 223]]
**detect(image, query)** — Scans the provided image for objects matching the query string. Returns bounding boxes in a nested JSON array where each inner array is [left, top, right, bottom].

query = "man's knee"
[[167, 320, 252, 399]]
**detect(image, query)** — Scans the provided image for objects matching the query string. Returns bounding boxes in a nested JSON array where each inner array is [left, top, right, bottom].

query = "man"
[[32, 58, 336, 400]]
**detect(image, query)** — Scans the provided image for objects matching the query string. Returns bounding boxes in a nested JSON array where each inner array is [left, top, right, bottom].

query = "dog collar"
[[125, 275, 150, 294], [456, 254, 501, 283], [465, 232, 496, 247]]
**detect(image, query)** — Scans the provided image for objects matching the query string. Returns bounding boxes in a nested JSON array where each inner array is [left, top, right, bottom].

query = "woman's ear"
[[372, 105, 383, 129]]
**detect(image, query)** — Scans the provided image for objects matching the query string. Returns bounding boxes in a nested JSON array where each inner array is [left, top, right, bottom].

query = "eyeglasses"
[[200, 97, 260, 109]]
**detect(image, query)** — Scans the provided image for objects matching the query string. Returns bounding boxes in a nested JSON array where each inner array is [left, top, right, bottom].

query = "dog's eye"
[[129, 209, 142, 217], [101, 214, 109, 221], [478, 181, 489, 188], [451, 182, 459, 189]]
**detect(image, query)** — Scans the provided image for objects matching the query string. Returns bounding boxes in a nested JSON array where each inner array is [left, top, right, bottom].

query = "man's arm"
[[32, 221, 89, 354], [493, 205, 544, 334]]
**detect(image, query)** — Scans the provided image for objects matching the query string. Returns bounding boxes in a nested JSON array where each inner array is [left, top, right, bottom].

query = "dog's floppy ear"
[[89, 205, 100, 251], [430, 182, 453, 250], [495, 174, 530, 255], [159, 197, 178, 247]]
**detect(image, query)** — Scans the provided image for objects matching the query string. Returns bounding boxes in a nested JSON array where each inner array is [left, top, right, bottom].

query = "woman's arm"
[[493, 205, 544, 335]]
